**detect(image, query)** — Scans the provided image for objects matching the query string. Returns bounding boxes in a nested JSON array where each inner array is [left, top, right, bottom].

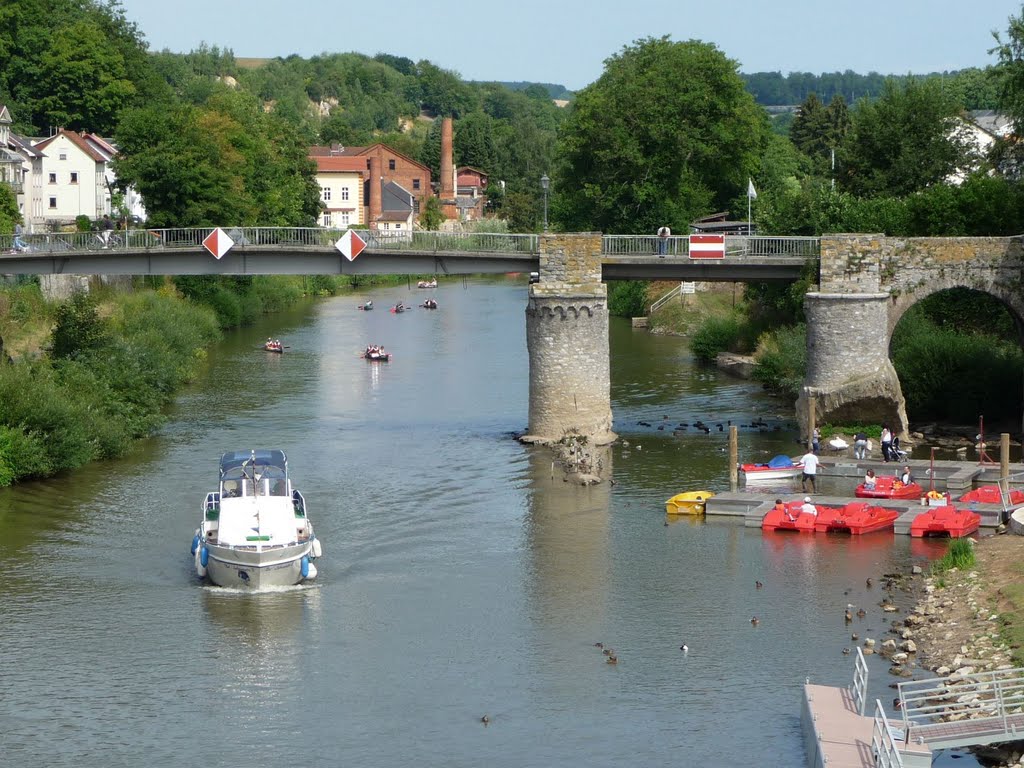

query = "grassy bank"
[[0, 274, 377, 486]]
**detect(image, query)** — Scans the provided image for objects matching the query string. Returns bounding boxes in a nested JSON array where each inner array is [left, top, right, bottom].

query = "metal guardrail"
[[0, 227, 540, 255], [601, 234, 819, 258], [1, 228, 820, 260], [852, 646, 869, 716], [872, 699, 905, 768], [898, 666, 1024, 748]]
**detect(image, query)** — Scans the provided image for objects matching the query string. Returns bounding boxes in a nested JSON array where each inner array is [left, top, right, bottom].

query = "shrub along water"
[[0, 273, 342, 486]]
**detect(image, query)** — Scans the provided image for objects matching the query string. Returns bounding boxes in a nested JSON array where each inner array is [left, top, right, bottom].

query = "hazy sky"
[[121, 0, 1023, 91]]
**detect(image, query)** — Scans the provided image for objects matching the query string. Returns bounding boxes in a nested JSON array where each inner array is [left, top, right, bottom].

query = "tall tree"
[[553, 36, 768, 234], [838, 78, 974, 197]]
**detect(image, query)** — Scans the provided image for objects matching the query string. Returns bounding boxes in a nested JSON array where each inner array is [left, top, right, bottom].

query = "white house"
[[0, 105, 45, 230], [32, 129, 112, 226], [311, 154, 364, 228]]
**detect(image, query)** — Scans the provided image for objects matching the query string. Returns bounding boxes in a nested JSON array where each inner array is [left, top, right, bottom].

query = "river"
[[0, 278, 970, 766]]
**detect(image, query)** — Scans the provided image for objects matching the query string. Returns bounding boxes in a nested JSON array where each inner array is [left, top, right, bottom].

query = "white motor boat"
[[191, 449, 322, 588], [740, 455, 804, 483]]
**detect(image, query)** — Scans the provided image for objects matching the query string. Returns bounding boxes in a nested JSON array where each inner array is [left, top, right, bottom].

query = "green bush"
[[607, 281, 648, 317], [752, 324, 807, 397], [690, 315, 742, 363]]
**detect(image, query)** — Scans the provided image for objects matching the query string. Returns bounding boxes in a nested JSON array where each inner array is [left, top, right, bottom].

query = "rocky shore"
[[897, 535, 1024, 766]]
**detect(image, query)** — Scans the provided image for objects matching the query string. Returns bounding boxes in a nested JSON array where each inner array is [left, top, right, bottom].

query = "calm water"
[[0, 280, 964, 766]]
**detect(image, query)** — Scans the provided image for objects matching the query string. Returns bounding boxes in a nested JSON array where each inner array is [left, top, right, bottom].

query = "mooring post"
[[806, 394, 817, 451], [1001, 432, 1010, 483], [729, 425, 738, 491]]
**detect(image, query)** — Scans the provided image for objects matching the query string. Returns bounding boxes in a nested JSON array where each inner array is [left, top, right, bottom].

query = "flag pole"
[[747, 186, 751, 235]]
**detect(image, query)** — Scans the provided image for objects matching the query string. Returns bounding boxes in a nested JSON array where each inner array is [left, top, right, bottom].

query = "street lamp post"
[[540, 174, 549, 232]]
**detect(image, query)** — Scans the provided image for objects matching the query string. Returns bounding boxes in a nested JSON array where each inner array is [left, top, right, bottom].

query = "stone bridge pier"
[[798, 233, 1024, 440], [521, 233, 616, 446]]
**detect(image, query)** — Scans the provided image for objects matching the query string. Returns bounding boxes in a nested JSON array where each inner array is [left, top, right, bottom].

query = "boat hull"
[[201, 540, 315, 588], [665, 491, 714, 515], [959, 485, 1024, 505], [909, 506, 981, 538], [815, 502, 897, 535], [741, 465, 803, 482], [762, 501, 816, 533], [855, 479, 922, 500], [263, 346, 283, 354]]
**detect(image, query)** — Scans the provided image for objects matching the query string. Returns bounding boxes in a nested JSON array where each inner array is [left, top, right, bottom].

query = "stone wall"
[[805, 234, 1024, 437], [523, 233, 616, 445]]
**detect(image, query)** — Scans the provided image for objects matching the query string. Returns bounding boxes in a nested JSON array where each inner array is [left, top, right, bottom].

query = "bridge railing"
[[898, 666, 1024, 746], [5, 227, 541, 255], [601, 234, 819, 258]]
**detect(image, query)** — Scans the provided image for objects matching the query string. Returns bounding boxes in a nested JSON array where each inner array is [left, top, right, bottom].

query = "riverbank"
[[907, 534, 1024, 766]]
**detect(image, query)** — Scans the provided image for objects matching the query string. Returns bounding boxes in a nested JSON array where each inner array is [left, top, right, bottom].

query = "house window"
[[366, 159, 371, 170], [321, 186, 331, 201], [70, 172, 78, 184], [412, 178, 420, 190], [341, 188, 349, 201], [394, 223, 403, 230], [340, 212, 350, 226], [322, 212, 332, 227], [48, 173, 56, 184], [49, 196, 57, 208], [383, 222, 390, 230], [388, 159, 396, 171], [58, 153, 67, 161]]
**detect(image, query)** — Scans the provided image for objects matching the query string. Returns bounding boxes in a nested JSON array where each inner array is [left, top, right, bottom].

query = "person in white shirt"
[[801, 496, 817, 516], [657, 225, 671, 256], [800, 448, 820, 493]]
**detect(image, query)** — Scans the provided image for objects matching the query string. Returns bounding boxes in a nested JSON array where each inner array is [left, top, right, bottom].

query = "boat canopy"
[[218, 449, 289, 495], [767, 455, 796, 469]]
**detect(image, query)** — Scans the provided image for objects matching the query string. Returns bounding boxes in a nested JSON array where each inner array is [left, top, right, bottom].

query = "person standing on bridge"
[[657, 225, 671, 256]]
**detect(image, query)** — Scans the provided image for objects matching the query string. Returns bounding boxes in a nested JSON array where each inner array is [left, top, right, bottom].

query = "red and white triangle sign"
[[336, 229, 366, 262], [203, 228, 235, 260]]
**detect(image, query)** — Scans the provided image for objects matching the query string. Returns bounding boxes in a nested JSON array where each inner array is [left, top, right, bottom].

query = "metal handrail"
[[601, 234, 819, 258], [898, 666, 1024, 745], [649, 282, 689, 314], [872, 699, 905, 768], [852, 646, 869, 715]]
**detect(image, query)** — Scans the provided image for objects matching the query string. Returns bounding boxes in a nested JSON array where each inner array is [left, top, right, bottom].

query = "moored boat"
[[417, 278, 437, 289], [190, 449, 322, 588], [741, 455, 803, 483], [762, 500, 817, 533], [665, 490, 714, 515], [909, 505, 981, 538], [814, 502, 897, 535], [958, 485, 1024, 506], [855, 476, 922, 500]]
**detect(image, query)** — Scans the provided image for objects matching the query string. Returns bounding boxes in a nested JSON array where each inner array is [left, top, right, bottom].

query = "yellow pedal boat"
[[665, 491, 714, 515]]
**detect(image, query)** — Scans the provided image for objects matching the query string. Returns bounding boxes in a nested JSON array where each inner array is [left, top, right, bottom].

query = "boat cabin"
[[219, 449, 290, 498]]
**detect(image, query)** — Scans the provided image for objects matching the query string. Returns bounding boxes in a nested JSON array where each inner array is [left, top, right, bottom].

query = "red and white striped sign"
[[688, 234, 725, 259], [202, 228, 234, 260]]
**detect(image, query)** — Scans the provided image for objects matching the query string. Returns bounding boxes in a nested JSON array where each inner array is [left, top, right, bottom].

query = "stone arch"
[[888, 281, 1024, 348]]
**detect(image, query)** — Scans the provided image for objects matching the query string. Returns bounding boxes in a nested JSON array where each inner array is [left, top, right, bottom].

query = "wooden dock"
[[704, 456, 1022, 534], [802, 683, 932, 768]]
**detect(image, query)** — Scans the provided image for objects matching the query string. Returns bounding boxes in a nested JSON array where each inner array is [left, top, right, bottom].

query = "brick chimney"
[[368, 154, 382, 228], [440, 117, 457, 219]]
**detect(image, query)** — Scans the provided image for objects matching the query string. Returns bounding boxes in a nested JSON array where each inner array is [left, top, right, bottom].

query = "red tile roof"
[[312, 156, 367, 173]]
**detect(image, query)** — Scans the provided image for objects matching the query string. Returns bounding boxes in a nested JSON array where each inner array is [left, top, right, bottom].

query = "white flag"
[[747, 178, 758, 200]]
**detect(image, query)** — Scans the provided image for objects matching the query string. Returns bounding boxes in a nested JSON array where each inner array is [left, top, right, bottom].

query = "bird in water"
[[594, 642, 604, 649], [851, 633, 859, 641], [866, 577, 873, 588], [680, 644, 689, 653], [481, 715, 490, 725], [844, 609, 853, 622], [606, 655, 618, 665], [755, 581, 763, 589], [842, 648, 851, 655], [856, 608, 866, 618], [751, 617, 759, 626]]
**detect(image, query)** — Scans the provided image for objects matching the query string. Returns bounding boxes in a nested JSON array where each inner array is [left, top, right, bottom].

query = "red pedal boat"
[[909, 505, 981, 538], [958, 485, 1024, 505], [855, 476, 922, 500], [814, 502, 897, 535], [762, 501, 817, 533]]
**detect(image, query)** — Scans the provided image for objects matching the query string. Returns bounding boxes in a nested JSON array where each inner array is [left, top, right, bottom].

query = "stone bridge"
[[800, 234, 1024, 440]]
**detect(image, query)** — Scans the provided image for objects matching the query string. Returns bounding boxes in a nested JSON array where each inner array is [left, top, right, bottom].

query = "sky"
[[120, 0, 1024, 91]]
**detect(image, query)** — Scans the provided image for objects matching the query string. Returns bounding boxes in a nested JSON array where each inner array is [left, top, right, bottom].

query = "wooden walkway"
[[803, 684, 932, 767]]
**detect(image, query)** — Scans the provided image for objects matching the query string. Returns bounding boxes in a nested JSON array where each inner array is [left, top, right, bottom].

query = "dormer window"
[[59, 153, 67, 161]]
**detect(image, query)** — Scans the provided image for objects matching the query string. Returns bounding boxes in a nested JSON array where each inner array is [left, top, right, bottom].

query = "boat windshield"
[[218, 449, 289, 497]]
